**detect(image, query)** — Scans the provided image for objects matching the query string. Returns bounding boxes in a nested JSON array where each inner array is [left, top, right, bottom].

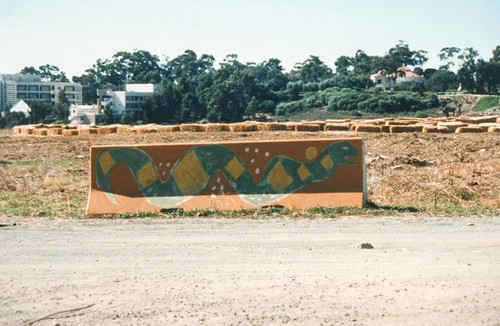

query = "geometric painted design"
[[297, 163, 311, 181], [267, 161, 293, 193], [137, 161, 158, 189], [172, 151, 210, 196], [98, 151, 115, 175], [305, 146, 318, 161], [321, 154, 334, 171], [225, 156, 245, 181], [87, 138, 366, 214]]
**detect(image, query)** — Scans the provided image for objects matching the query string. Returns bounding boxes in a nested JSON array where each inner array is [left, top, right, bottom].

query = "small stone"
[[359, 243, 374, 249]]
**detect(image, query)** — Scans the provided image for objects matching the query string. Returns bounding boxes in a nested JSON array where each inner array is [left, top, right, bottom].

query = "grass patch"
[[0, 156, 87, 218], [83, 202, 425, 220], [0, 191, 86, 218], [10, 157, 80, 172], [2, 190, 497, 219], [473, 96, 500, 112], [433, 198, 500, 217]]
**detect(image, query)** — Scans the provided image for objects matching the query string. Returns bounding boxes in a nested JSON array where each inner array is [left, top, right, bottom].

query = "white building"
[[370, 66, 425, 90], [68, 104, 102, 125], [0, 74, 82, 109], [68, 83, 160, 125], [97, 83, 160, 118]]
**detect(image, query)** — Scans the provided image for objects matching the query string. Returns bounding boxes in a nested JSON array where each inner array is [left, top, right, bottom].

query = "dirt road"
[[1, 217, 499, 325]]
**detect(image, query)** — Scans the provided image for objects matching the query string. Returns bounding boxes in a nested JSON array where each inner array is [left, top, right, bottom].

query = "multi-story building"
[[0, 74, 82, 110], [97, 83, 160, 117], [68, 83, 160, 124]]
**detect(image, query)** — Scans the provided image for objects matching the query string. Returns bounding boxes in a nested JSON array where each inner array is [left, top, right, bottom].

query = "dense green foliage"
[[2, 42, 499, 127], [276, 88, 443, 116], [19, 64, 69, 82]]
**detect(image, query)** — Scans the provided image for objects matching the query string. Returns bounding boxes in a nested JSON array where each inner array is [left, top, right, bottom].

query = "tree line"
[[1, 41, 499, 127]]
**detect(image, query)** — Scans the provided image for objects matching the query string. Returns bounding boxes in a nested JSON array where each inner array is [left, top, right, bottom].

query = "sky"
[[1, 0, 499, 78]]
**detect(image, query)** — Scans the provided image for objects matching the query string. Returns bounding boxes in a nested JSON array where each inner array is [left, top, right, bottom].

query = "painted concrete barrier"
[[86, 138, 367, 214]]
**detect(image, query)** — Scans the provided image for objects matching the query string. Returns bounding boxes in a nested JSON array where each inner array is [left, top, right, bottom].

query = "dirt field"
[[1, 127, 499, 215], [1, 217, 499, 325], [0, 127, 499, 325]]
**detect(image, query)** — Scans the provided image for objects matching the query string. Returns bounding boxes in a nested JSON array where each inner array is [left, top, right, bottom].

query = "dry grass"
[[0, 128, 498, 218], [180, 123, 205, 132], [229, 122, 259, 132], [324, 123, 351, 131], [295, 123, 320, 132], [205, 123, 231, 132], [354, 125, 383, 133]]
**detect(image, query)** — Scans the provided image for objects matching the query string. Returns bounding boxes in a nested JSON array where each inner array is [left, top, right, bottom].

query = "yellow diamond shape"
[[267, 161, 293, 193], [225, 156, 245, 181], [137, 161, 158, 189], [321, 155, 334, 171], [173, 151, 210, 196], [98, 151, 115, 175], [297, 163, 311, 181]]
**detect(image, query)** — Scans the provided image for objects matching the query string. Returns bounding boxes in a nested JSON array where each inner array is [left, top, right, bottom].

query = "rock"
[[359, 243, 374, 249]]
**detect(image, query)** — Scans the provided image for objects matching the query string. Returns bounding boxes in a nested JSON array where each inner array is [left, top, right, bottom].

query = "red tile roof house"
[[370, 66, 425, 90]]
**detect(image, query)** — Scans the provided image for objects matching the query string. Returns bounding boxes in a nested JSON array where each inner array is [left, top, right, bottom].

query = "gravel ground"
[[1, 216, 499, 325]]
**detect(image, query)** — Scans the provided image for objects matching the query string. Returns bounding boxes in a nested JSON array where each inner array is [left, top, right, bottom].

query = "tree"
[[72, 71, 100, 104], [103, 105, 114, 124], [373, 41, 428, 80], [475, 46, 500, 94], [109, 50, 163, 84], [1, 103, 29, 128], [352, 50, 376, 75], [259, 58, 288, 92], [334, 56, 352, 75], [164, 50, 215, 121], [206, 81, 246, 123], [19, 66, 39, 75], [386, 40, 428, 68], [476, 59, 500, 94], [28, 101, 52, 123], [120, 110, 135, 125], [289, 55, 334, 83], [73, 50, 166, 104], [438, 47, 461, 71], [457, 47, 479, 93], [246, 96, 259, 119], [52, 90, 70, 122], [425, 70, 458, 92], [20, 65, 69, 82], [141, 81, 181, 124]]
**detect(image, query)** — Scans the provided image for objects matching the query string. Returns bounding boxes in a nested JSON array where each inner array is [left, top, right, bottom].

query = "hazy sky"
[[1, 0, 499, 78]]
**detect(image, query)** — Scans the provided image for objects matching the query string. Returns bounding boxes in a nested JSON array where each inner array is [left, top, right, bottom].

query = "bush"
[[415, 111, 428, 118], [275, 88, 446, 116]]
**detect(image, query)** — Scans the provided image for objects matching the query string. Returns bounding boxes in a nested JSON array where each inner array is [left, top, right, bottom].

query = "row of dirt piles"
[[11, 115, 500, 137]]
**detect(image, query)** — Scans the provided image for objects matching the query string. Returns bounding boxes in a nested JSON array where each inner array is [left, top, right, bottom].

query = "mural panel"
[[86, 138, 366, 214]]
